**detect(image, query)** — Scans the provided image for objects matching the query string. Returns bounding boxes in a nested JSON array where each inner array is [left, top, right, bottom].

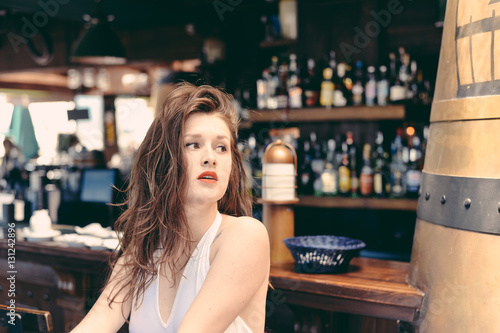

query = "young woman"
[[72, 83, 270, 333]]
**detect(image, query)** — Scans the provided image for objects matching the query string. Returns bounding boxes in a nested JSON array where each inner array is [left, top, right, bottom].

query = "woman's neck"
[[184, 203, 219, 242]]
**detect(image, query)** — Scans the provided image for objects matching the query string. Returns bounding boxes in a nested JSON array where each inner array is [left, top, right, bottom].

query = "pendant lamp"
[[71, 3, 126, 65]]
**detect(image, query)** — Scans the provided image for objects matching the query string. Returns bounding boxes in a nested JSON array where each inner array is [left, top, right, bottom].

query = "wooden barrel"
[[409, 0, 500, 331]]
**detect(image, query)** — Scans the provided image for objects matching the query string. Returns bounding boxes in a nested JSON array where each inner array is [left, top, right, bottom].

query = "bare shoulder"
[[212, 215, 269, 260], [221, 215, 269, 242]]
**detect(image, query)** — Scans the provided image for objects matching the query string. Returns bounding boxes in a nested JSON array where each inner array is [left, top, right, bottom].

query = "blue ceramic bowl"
[[283, 235, 366, 274]]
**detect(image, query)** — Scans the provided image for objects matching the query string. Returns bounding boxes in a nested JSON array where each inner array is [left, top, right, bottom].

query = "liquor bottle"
[[365, 66, 377, 106], [372, 132, 386, 197], [287, 54, 303, 109], [389, 53, 406, 103], [303, 58, 320, 107], [360, 143, 374, 197], [390, 129, 407, 198], [399, 53, 411, 101], [377, 65, 389, 106], [333, 63, 348, 107], [319, 67, 334, 108], [350, 145, 359, 197], [310, 132, 325, 196], [269, 56, 280, 96], [345, 131, 358, 197], [298, 140, 315, 196], [277, 60, 289, 109], [321, 139, 338, 196], [338, 140, 351, 196], [256, 69, 269, 110], [406, 136, 422, 198], [408, 60, 419, 102], [352, 61, 364, 106]]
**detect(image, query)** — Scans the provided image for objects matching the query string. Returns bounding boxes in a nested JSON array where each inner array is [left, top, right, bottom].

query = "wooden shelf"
[[296, 196, 418, 211], [248, 105, 405, 123], [259, 38, 297, 48]]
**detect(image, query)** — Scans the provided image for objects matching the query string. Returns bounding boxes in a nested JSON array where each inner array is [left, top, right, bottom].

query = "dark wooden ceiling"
[[0, 0, 272, 29]]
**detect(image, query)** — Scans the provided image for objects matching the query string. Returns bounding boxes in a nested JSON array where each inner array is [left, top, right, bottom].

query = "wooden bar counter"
[[0, 237, 423, 332], [268, 259, 424, 331]]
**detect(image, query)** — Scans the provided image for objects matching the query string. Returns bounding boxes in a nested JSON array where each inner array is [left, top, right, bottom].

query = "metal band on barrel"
[[417, 172, 500, 235]]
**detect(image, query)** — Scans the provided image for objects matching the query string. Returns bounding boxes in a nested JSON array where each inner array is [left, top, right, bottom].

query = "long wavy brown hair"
[[107, 82, 253, 318]]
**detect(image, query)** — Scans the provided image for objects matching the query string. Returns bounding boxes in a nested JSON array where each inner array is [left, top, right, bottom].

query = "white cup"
[[30, 210, 52, 234]]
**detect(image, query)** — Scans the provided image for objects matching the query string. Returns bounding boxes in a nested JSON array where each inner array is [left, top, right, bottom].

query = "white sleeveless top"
[[129, 211, 252, 332]]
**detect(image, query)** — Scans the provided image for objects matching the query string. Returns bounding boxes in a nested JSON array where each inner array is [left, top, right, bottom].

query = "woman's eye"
[[185, 142, 199, 149], [215, 145, 227, 153]]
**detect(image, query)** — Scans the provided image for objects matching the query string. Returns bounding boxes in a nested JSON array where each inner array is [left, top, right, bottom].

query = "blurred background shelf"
[[247, 105, 406, 124], [296, 196, 418, 211]]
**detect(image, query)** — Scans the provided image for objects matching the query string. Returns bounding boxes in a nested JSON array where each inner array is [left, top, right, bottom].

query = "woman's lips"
[[198, 171, 218, 183]]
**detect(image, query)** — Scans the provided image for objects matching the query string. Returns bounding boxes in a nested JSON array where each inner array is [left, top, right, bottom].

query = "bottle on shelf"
[[360, 143, 374, 197], [277, 59, 289, 109], [377, 65, 389, 106], [365, 66, 377, 106], [352, 61, 364, 106], [310, 132, 325, 196], [406, 135, 422, 198], [389, 52, 406, 104], [321, 138, 338, 196], [348, 132, 359, 197], [390, 128, 407, 198], [302, 58, 320, 107], [338, 139, 351, 196], [298, 140, 315, 196], [256, 70, 269, 110], [333, 63, 348, 107], [319, 67, 334, 108], [287, 54, 303, 109], [372, 131, 387, 197]]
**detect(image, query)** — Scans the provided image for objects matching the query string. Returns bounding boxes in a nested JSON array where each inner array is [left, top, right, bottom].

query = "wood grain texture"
[[296, 196, 418, 211], [270, 258, 424, 322], [248, 105, 406, 123]]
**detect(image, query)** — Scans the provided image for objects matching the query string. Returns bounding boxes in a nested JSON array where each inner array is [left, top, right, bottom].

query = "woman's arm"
[[71, 256, 133, 333], [178, 217, 270, 333]]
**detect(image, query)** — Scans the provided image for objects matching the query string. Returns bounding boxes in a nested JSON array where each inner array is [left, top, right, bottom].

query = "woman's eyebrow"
[[184, 134, 230, 141]]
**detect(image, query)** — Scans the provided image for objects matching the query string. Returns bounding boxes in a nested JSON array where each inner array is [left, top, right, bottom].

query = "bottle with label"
[[350, 145, 359, 197], [310, 132, 325, 196], [257, 69, 269, 110], [389, 53, 406, 103], [298, 140, 315, 196], [365, 66, 377, 106], [319, 67, 334, 108], [338, 140, 351, 196], [406, 136, 422, 197], [333, 63, 348, 107], [360, 143, 374, 197], [345, 131, 358, 197], [372, 131, 386, 197], [377, 65, 389, 106], [321, 139, 338, 196], [287, 54, 303, 109], [302, 58, 320, 107], [352, 61, 364, 106], [390, 129, 407, 198], [277, 59, 289, 109]]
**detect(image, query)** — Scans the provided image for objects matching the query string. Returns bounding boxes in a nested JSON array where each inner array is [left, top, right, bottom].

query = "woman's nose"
[[202, 148, 216, 166]]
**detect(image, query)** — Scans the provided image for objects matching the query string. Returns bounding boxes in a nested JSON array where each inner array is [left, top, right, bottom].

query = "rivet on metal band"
[[417, 173, 500, 235]]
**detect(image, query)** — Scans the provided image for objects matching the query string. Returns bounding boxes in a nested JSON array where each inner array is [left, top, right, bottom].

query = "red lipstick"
[[198, 171, 218, 183]]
